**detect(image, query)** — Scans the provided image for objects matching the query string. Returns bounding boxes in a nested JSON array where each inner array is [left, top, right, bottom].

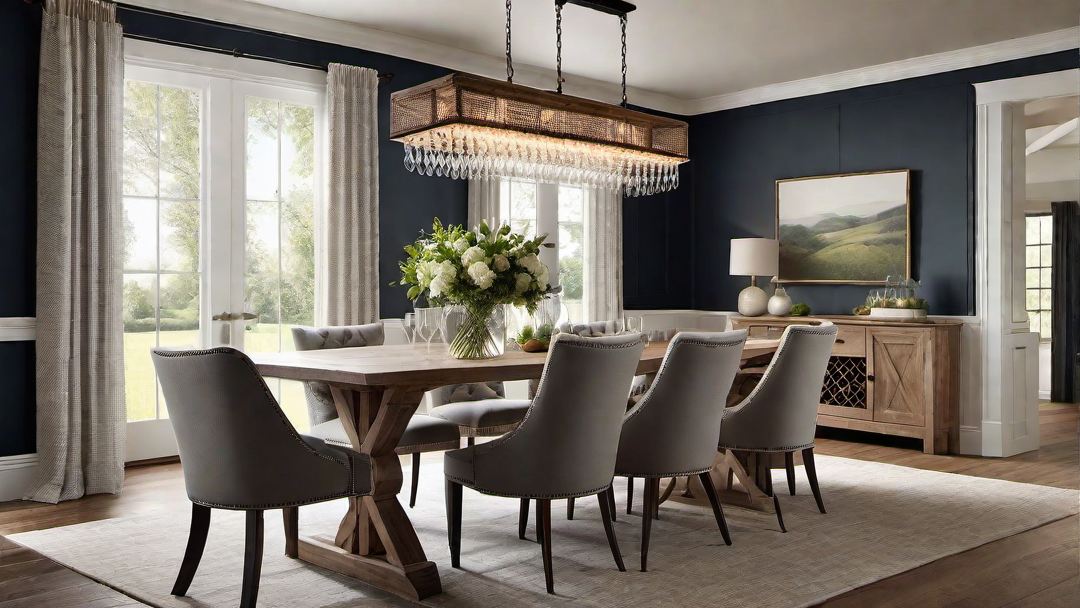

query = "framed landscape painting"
[[775, 169, 911, 284]]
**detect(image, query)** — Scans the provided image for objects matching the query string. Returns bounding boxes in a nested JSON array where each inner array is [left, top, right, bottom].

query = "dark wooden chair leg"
[[537, 499, 554, 594], [773, 494, 787, 533], [409, 452, 421, 508], [240, 510, 264, 608], [171, 503, 211, 596], [640, 477, 659, 571], [785, 451, 797, 496], [697, 472, 732, 546], [605, 486, 617, 521], [802, 447, 827, 513], [446, 480, 463, 568], [626, 476, 634, 514], [519, 498, 530, 540], [467, 436, 475, 447], [596, 491, 626, 571], [567, 497, 575, 520], [283, 507, 298, 558], [726, 467, 734, 490]]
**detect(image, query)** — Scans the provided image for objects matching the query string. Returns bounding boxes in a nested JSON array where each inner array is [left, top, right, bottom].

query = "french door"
[[121, 57, 324, 461]]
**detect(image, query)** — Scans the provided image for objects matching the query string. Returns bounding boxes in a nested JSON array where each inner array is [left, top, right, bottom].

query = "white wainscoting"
[[0, 454, 38, 502], [0, 318, 36, 501]]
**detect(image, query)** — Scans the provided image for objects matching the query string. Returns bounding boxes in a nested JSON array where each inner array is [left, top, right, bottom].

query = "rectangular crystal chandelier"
[[389, 73, 688, 197]]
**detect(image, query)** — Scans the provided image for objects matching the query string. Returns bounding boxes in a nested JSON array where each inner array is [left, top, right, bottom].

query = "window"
[[1025, 214, 1052, 340], [499, 179, 585, 323], [121, 47, 324, 460]]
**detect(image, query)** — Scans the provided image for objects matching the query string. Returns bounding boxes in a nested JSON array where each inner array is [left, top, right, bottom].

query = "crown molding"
[[119, 0, 688, 114], [683, 27, 1079, 115], [119, 2, 1077, 116]]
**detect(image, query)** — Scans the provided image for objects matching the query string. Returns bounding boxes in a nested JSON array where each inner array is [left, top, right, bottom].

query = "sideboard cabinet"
[[730, 316, 962, 454]]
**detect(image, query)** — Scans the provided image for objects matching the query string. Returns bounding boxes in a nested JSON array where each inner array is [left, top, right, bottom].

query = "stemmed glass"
[[413, 308, 436, 348], [403, 312, 415, 344]]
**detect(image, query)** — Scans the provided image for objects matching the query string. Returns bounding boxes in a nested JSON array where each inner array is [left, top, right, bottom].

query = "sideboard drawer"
[[832, 325, 866, 357], [745, 324, 787, 340]]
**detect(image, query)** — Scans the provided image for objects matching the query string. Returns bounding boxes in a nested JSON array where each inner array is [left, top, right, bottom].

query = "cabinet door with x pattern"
[[867, 328, 932, 426]]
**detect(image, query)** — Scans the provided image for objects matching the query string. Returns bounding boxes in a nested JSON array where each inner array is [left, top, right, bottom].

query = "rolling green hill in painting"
[[779, 204, 907, 281]]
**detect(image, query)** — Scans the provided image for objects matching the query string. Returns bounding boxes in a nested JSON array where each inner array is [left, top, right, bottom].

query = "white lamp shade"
[[729, 238, 779, 276]]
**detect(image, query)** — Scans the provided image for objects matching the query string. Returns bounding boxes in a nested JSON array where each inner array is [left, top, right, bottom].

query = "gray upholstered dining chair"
[[292, 323, 460, 508], [612, 330, 747, 571], [444, 333, 647, 594], [152, 347, 372, 608], [717, 323, 837, 531], [426, 381, 532, 445]]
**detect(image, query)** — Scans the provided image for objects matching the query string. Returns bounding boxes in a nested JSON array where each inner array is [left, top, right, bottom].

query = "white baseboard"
[[0, 454, 38, 502], [1039, 389, 1052, 400]]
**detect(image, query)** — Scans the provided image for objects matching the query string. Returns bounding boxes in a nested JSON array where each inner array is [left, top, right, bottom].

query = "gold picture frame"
[[775, 169, 911, 284]]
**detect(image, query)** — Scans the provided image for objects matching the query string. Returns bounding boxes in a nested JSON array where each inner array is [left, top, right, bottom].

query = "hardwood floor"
[[0, 403, 1076, 608]]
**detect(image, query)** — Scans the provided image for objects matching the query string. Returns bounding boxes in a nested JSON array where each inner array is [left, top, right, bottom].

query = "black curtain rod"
[[24, 0, 394, 84]]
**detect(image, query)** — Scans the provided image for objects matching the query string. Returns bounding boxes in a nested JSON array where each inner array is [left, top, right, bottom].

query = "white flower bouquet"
[[399, 219, 553, 359]]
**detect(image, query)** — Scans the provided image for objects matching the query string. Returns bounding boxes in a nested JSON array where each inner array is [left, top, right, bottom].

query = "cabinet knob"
[[867, 374, 875, 381]]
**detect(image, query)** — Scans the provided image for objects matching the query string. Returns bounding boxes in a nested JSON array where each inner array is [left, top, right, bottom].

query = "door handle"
[[212, 312, 258, 321]]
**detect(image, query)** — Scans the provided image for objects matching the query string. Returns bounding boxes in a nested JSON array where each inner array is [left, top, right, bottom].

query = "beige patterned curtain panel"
[[584, 186, 623, 323], [27, 0, 126, 503], [325, 63, 380, 325]]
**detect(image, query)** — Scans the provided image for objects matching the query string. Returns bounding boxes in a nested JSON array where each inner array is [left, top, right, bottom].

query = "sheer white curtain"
[[583, 186, 623, 323], [325, 63, 380, 325], [468, 177, 501, 228], [28, 0, 126, 503]]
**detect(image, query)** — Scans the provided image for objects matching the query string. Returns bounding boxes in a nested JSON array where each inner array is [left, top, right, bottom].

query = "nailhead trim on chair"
[[445, 474, 614, 501], [458, 422, 520, 438], [717, 443, 816, 453], [191, 489, 366, 511], [616, 466, 713, 478]]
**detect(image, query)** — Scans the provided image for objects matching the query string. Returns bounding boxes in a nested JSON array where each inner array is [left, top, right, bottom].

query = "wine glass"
[[403, 312, 415, 344], [413, 308, 435, 347]]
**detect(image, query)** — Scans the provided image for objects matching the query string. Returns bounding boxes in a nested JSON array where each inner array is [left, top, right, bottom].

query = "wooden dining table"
[[251, 337, 779, 601]]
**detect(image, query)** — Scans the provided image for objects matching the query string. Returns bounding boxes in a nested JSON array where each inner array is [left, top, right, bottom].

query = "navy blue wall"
[[686, 51, 1078, 315]]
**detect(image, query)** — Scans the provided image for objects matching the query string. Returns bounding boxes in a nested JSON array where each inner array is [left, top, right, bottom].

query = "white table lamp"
[[730, 238, 779, 316]]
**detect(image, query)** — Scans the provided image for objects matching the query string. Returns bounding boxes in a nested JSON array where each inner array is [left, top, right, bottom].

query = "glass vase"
[[447, 303, 505, 360]]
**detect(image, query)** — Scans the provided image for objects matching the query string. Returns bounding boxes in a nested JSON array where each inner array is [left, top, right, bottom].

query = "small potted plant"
[[866, 279, 929, 320], [515, 323, 554, 353]]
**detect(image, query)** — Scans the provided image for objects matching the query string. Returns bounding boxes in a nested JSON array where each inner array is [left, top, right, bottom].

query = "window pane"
[[1026, 268, 1039, 288], [123, 197, 157, 271], [1041, 268, 1052, 288], [1026, 289, 1039, 310], [1041, 313, 1052, 339], [1026, 216, 1040, 243], [160, 199, 200, 272], [158, 86, 201, 199], [123, 273, 158, 422], [246, 97, 280, 202], [244, 97, 317, 432], [1040, 216, 1053, 243], [1025, 245, 1040, 268], [123, 80, 204, 424], [1040, 289, 1052, 311], [122, 81, 159, 197]]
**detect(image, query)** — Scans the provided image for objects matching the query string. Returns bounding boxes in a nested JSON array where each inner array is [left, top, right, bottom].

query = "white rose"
[[415, 260, 436, 288], [461, 245, 485, 267], [453, 237, 469, 254], [467, 261, 496, 289], [436, 260, 456, 280], [515, 272, 532, 294], [429, 275, 449, 298], [536, 265, 550, 287], [493, 254, 510, 272], [519, 253, 541, 275]]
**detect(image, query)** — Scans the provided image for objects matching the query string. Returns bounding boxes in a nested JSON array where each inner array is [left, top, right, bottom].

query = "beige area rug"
[[9, 456, 1078, 608]]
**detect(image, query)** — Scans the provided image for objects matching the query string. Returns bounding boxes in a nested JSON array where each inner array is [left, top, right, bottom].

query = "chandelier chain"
[[505, 0, 514, 82], [620, 14, 627, 107], [555, 2, 563, 93]]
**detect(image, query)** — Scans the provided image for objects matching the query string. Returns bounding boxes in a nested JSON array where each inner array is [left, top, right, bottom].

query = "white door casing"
[[969, 69, 1078, 457]]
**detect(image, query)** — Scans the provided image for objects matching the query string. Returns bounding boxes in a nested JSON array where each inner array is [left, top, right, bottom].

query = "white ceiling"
[[245, 0, 1079, 101]]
